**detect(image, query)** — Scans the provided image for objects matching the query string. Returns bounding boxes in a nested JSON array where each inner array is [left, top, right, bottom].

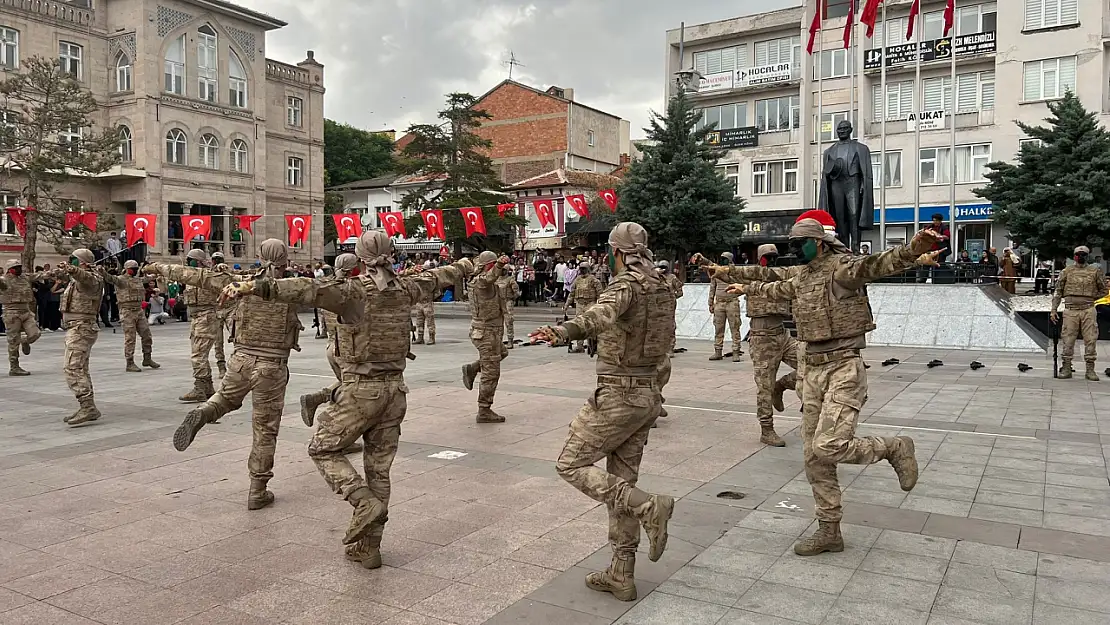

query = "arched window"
[[199, 133, 219, 169], [115, 53, 131, 92], [165, 128, 186, 165], [229, 50, 247, 108], [164, 34, 184, 94], [197, 25, 217, 102], [118, 126, 132, 162], [230, 138, 248, 173]]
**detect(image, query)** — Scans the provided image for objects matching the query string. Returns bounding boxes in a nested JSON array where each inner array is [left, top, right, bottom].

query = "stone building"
[[0, 0, 325, 264]]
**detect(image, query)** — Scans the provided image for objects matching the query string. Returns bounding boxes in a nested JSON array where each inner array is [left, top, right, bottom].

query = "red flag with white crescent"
[[64, 211, 80, 231], [598, 189, 618, 212], [126, 214, 156, 246], [332, 213, 362, 240], [237, 214, 262, 235], [459, 207, 486, 237], [285, 214, 311, 245], [379, 211, 406, 238], [79, 212, 97, 231], [497, 203, 515, 218], [565, 194, 589, 218], [420, 209, 446, 239], [533, 199, 555, 229], [183, 215, 211, 243], [4, 207, 27, 237]]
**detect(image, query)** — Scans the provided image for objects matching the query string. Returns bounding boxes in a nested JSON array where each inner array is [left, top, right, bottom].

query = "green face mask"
[[69, 257, 80, 266], [801, 239, 819, 262], [607, 248, 617, 274], [187, 259, 199, 268]]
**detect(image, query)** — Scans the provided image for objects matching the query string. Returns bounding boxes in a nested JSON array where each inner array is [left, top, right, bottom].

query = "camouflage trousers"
[[63, 319, 99, 402], [196, 351, 289, 483], [309, 375, 407, 541], [503, 302, 515, 343], [4, 308, 40, 365], [188, 308, 221, 382], [326, 337, 342, 380], [119, 307, 152, 360], [655, 355, 672, 408], [1061, 307, 1098, 364], [750, 329, 799, 426], [469, 325, 508, 408], [556, 378, 659, 558], [571, 299, 597, 351], [415, 302, 435, 342], [801, 352, 896, 523], [712, 298, 742, 353]]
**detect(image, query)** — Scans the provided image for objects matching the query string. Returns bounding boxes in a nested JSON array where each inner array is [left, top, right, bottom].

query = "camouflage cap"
[[476, 251, 497, 265], [186, 248, 208, 262], [124, 259, 139, 269], [4, 259, 20, 270], [757, 244, 778, 259], [71, 248, 95, 264], [1075, 245, 1091, 255]]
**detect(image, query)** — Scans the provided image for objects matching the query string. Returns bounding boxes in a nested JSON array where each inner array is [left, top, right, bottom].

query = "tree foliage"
[[616, 91, 745, 257], [0, 57, 121, 267], [975, 91, 1110, 258], [323, 120, 395, 187]]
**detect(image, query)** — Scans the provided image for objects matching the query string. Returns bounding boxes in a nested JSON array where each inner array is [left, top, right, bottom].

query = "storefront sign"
[[740, 212, 803, 241], [706, 126, 759, 149], [736, 62, 793, 88], [908, 111, 945, 131], [698, 71, 734, 93], [863, 31, 996, 70], [872, 203, 994, 224]]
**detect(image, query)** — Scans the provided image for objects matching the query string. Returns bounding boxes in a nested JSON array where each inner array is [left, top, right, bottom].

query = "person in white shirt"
[[105, 233, 122, 257], [554, 258, 568, 302]]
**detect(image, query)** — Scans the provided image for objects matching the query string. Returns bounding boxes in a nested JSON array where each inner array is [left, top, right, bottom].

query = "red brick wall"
[[474, 82, 569, 160]]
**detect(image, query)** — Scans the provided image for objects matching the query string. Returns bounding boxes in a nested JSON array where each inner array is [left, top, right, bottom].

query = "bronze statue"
[[818, 120, 874, 252]]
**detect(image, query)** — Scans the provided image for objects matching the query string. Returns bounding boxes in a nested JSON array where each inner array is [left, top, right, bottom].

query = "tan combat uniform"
[[1052, 262, 1108, 380], [496, 274, 519, 347], [182, 271, 225, 401], [745, 243, 925, 555], [654, 271, 683, 418], [566, 273, 602, 352], [102, 271, 157, 371], [0, 269, 44, 375], [413, 293, 436, 345], [60, 263, 104, 425], [463, 260, 509, 421], [709, 269, 742, 360]]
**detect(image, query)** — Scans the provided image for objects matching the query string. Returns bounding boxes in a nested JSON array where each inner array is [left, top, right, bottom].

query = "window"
[[815, 48, 853, 79], [817, 111, 852, 142], [923, 76, 952, 112], [199, 134, 219, 169], [873, 4, 995, 45], [693, 44, 749, 76], [755, 96, 800, 132], [957, 71, 995, 112], [752, 159, 798, 195], [699, 102, 748, 130], [231, 139, 248, 173], [60, 125, 80, 156], [824, 0, 852, 19], [165, 34, 185, 95], [59, 42, 81, 79], [1019, 138, 1042, 149], [871, 151, 902, 188], [586, 129, 595, 147], [287, 156, 303, 186], [229, 51, 247, 108], [118, 126, 132, 162], [716, 164, 740, 196], [919, 144, 991, 184], [115, 53, 132, 92], [197, 25, 217, 102], [0, 27, 18, 69], [754, 37, 800, 74], [286, 96, 303, 127], [1023, 57, 1077, 101], [955, 2, 997, 36], [872, 80, 915, 120], [1024, 0, 1078, 30], [165, 128, 186, 165]]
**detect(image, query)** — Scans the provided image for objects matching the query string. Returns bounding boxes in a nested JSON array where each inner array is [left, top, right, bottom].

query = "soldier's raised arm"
[[407, 258, 474, 304], [149, 263, 235, 293], [832, 230, 938, 290], [741, 276, 798, 302], [560, 281, 635, 342], [248, 276, 365, 322]]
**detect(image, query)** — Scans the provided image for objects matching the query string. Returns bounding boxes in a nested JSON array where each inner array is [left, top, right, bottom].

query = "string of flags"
[[806, 0, 954, 54]]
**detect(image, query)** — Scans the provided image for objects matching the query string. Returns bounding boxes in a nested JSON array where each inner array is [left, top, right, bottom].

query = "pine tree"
[[616, 91, 746, 263], [975, 91, 1110, 259]]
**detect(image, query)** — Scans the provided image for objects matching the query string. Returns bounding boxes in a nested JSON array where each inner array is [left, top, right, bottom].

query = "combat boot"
[[794, 521, 844, 556], [142, 354, 160, 369], [771, 379, 788, 412], [461, 363, 478, 391], [709, 349, 723, 361], [179, 381, 209, 403], [9, 360, 28, 376], [476, 407, 505, 423], [426, 335, 435, 346], [631, 493, 674, 562], [21, 340, 30, 355], [173, 406, 212, 451], [344, 488, 385, 545], [760, 425, 786, 447], [216, 361, 227, 378], [345, 534, 383, 569], [732, 351, 743, 362], [247, 479, 275, 510], [1060, 360, 1073, 379], [66, 398, 101, 426], [125, 358, 141, 373], [887, 436, 919, 491], [585, 555, 637, 601], [202, 378, 217, 399], [1086, 362, 1100, 382], [413, 336, 424, 345], [299, 388, 331, 427]]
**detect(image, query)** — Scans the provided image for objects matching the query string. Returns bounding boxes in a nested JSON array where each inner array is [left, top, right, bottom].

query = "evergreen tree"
[[616, 91, 746, 262], [975, 91, 1110, 259], [323, 121, 395, 243]]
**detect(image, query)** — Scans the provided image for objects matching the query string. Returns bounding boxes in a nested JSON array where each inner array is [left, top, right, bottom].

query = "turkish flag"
[[237, 214, 262, 235], [497, 203, 515, 218], [459, 207, 486, 237], [379, 211, 406, 238], [842, 0, 856, 50], [126, 214, 156, 246], [860, 0, 882, 38], [285, 214, 311, 245], [80, 212, 97, 231], [183, 215, 211, 243], [598, 189, 619, 213], [64, 211, 97, 231], [906, 0, 921, 39], [332, 213, 362, 241], [4, 207, 26, 237], [533, 199, 555, 229], [566, 194, 589, 218], [421, 209, 446, 240], [942, 0, 954, 36], [806, 1, 822, 54]]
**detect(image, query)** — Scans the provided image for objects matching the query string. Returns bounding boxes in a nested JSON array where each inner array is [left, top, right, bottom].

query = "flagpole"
[[879, 0, 887, 249], [948, 0, 957, 261], [912, 0, 922, 239], [817, 0, 824, 210], [848, 0, 856, 137]]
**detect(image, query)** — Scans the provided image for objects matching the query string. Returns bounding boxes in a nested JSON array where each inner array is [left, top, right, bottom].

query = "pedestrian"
[[461, 251, 510, 423], [1051, 245, 1108, 381], [1000, 248, 1021, 294]]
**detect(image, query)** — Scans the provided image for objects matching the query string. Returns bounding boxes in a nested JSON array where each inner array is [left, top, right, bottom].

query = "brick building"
[[0, 0, 325, 264]]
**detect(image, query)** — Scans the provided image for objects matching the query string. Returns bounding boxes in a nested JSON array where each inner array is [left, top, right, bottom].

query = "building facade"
[[666, 0, 1096, 268], [506, 168, 623, 251], [0, 0, 326, 264]]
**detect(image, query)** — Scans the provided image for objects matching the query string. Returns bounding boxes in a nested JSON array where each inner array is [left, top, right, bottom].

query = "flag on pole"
[[236, 214, 262, 235], [906, 0, 921, 40], [806, 1, 822, 54], [860, 0, 882, 37], [183, 215, 211, 243], [842, 0, 856, 49], [943, 0, 955, 36]]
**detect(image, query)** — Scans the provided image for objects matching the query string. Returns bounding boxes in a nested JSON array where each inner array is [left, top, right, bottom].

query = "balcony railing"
[[266, 60, 311, 85], [1, 0, 93, 25]]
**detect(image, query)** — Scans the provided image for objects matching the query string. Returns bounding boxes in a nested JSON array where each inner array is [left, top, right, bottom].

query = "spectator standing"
[[554, 256, 568, 301], [1034, 261, 1051, 294], [563, 259, 579, 302], [928, 213, 952, 261], [106, 232, 122, 258], [1000, 248, 1021, 294]]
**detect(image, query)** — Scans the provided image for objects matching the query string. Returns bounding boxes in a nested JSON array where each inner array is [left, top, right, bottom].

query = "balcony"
[[864, 108, 995, 137], [0, 0, 93, 26], [266, 60, 312, 85]]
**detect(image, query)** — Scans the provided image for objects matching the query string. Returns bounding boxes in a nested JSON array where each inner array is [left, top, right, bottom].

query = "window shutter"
[[1044, 0, 1060, 27], [957, 74, 978, 112], [707, 49, 722, 74], [981, 72, 995, 109], [721, 47, 736, 73], [694, 53, 707, 76], [755, 41, 769, 67], [873, 21, 884, 48], [1025, 0, 1043, 30], [736, 44, 749, 70], [1023, 61, 1040, 100], [923, 78, 943, 111], [1059, 56, 1077, 94], [872, 84, 882, 120], [899, 82, 914, 118], [1060, 0, 1078, 24]]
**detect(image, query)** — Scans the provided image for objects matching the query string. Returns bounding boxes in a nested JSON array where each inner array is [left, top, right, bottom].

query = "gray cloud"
[[236, 0, 797, 138]]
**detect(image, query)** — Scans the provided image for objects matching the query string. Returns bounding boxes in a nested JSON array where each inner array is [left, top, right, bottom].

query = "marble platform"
[[677, 283, 1047, 352]]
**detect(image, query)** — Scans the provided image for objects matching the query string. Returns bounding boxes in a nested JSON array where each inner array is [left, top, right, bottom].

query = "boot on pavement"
[[476, 407, 505, 423], [413, 336, 424, 345], [247, 479, 275, 510], [9, 359, 28, 376], [345, 534, 383, 569], [125, 358, 141, 373], [300, 388, 331, 427], [794, 521, 844, 556], [1060, 360, 1074, 379], [585, 555, 637, 601], [461, 363, 478, 391], [427, 334, 435, 346], [732, 350, 743, 362], [344, 488, 385, 545], [66, 398, 101, 426], [179, 380, 210, 403], [760, 425, 786, 447], [887, 436, 919, 491], [631, 493, 674, 562], [709, 349, 723, 361], [142, 353, 160, 369], [1087, 362, 1100, 382]]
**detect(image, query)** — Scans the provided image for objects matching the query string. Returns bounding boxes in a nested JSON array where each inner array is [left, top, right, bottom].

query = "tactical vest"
[[334, 276, 412, 365], [61, 274, 103, 317], [596, 273, 675, 371], [1062, 265, 1104, 298], [0, 275, 33, 306], [792, 256, 876, 343], [469, 272, 503, 325], [497, 276, 519, 300], [745, 292, 791, 318], [185, 281, 219, 308], [574, 277, 601, 304], [230, 269, 301, 351], [115, 275, 146, 306]]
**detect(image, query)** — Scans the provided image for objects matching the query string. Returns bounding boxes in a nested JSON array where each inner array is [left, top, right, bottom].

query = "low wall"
[[677, 283, 1046, 352]]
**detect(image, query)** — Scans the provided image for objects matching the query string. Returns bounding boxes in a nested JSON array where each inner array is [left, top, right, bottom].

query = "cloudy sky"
[[236, 0, 797, 139]]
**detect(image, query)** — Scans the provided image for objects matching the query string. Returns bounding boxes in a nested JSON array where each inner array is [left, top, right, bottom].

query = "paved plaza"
[[3, 311, 1110, 624]]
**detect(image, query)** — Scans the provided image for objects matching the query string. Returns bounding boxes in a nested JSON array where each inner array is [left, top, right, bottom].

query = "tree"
[[397, 92, 523, 250], [975, 91, 1110, 259], [616, 91, 745, 264], [323, 120, 395, 243], [0, 57, 121, 268]]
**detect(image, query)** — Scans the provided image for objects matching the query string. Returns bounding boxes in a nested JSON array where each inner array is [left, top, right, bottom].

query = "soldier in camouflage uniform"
[[179, 248, 223, 402], [413, 285, 437, 345], [564, 264, 602, 353], [1051, 245, 1108, 381], [462, 251, 510, 423], [732, 217, 939, 556], [0, 259, 44, 376], [100, 260, 160, 373], [59, 249, 105, 426], [497, 272, 520, 348], [709, 252, 742, 362], [222, 231, 475, 567], [211, 251, 230, 377], [148, 239, 302, 510], [531, 223, 676, 602]]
